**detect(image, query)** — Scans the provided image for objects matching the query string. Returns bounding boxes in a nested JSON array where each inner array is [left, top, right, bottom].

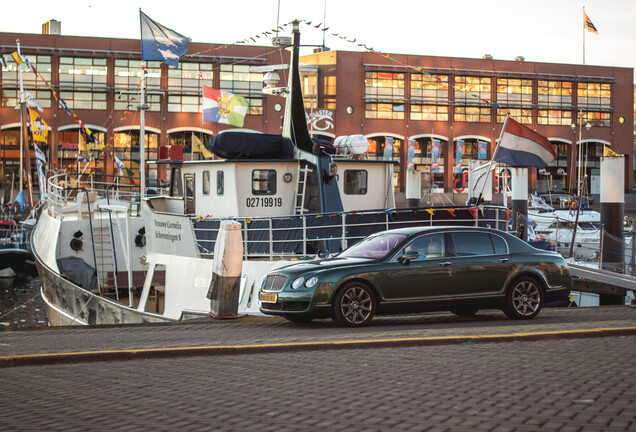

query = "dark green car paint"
[[260, 226, 572, 323]]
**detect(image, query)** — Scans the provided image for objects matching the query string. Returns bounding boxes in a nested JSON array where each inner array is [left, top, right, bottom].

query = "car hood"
[[276, 256, 374, 274]]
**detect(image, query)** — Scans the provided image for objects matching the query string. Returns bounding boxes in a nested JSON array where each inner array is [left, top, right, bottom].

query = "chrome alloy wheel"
[[511, 280, 541, 317], [336, 285, 374, 326]]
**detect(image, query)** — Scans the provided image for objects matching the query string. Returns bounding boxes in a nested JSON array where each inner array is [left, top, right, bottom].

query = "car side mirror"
[[398, 252, 419, 265]]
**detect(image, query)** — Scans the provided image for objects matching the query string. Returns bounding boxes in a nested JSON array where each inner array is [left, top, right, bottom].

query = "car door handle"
[[498, 258, 509, 263], [438, 261, 452, 267]]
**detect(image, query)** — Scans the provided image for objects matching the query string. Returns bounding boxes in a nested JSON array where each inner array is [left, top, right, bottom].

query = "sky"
[[2, 0, 636, 74]]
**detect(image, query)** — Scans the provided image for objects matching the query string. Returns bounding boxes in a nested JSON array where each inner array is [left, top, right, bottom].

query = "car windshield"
[[339, 232, 408, 259]]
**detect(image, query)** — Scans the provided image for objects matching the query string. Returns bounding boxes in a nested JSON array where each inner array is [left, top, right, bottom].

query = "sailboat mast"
[[139, 62, 147, 199], [17, 39, 24, 195], [17, 39, 33, 209]]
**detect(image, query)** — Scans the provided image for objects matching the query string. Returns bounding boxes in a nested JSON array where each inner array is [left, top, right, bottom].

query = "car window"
[[339, 232, 408, 259], [401, 234, 445, 260], [491, 234, 507, 254], [451, 232, 494, 256]]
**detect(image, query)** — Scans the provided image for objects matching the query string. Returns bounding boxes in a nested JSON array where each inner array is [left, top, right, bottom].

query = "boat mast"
[[139, 62, 147, 200], [16, 39, 33, 210]]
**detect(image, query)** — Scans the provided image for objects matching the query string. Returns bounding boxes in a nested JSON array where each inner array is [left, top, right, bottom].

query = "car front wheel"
[[503, 277, 543, 320], [332, 282, 376, 327]]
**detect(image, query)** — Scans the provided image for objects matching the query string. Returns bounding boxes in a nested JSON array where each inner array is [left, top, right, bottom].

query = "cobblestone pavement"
[[1, 306, 635, 358], [1, 335, 635, 431]]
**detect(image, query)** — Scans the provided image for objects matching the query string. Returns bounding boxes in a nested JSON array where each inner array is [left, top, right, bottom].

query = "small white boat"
[[529, 209, 601, 260]]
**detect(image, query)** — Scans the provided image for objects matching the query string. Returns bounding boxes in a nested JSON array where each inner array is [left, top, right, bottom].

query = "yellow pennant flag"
[[29, 109, 48, 144], [603, 146, 621, 157], [192, 134, 213, 158], [11, 51, 23, 65]]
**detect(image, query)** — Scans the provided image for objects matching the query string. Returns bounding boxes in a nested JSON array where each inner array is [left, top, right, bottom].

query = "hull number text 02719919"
[[246, 197, 283, 208]]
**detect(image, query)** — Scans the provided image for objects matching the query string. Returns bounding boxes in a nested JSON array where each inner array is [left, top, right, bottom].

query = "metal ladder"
[[294, 163, 312, 214]]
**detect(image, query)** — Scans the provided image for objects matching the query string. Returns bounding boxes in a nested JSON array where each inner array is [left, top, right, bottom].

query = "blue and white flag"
[[140, 10, 190, 68], [114, 155, 126, 176], [15, 190, 25, 211]]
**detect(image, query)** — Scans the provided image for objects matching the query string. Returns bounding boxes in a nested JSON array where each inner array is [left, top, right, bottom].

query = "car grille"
[[262, 301, 309, 311], [262, 274, 288, 291]]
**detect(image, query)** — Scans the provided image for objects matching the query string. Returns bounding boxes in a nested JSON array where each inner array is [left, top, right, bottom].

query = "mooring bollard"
[[207, 220, 244, 319]]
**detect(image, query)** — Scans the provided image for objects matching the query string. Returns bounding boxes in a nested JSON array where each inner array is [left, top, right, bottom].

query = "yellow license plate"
[[260, 292, 277, 303]]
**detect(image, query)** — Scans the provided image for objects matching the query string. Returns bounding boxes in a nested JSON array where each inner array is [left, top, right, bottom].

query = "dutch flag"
[[493, 117, 557, 169]]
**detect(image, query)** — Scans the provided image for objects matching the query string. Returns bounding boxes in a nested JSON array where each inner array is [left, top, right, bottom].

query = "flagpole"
[[477, 113, 510, 201], [583, 6, 585, 65]]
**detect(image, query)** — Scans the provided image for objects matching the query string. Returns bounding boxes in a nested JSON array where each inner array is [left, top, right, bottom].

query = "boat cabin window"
[[184, 174, 195, 214], [217, 171, 224, 196], [202, 171, 210, 195], [579, 221, 600, 230], [252, 170, 276, 195], [343, 170, 368, 195], [170, 167, 183, 197]]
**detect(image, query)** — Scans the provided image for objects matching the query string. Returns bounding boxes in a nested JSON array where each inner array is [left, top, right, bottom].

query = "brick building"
[[1, 25, 633, 197]]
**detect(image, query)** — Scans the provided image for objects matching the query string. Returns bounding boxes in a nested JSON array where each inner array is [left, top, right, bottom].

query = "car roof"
[[376, 225, 504, 237]]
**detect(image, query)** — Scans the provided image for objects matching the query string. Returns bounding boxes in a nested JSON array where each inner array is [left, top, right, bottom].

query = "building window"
[[497, 108, 532, 124], [2, 55, 51, 87], [582, 111, 610, 127], [537, 80, 573, 107], [496, 78, 532, 105], [537, 110, 572, 125], [167, 62, 213, 91], [454, 76, 491, 102], [115, 93, 161, 112], [323, 75, 336, 109], [343, 170, 368, 195], [59, 91, 107, 110], [113, 130, 159, 181], [410, 74, 448, 101], [252, 170, 276, 195], [217, 171, 224, 195], [59, 57, 107, 88], [246, 97, 263, 116], [202, 171, 210, 195], [454, 106, 491, 123], [167, 131, 213, 158], [410, 105, 448, 121], [365, 103, 404, 120], [167, 94, 201, 113], [577, 82, 611, 109], [365, 72, 405, 100], [114, 60, 161, 89], [301, 70, 317, 109], [1, 89, 51, 109], [220, 64, 263, 95]]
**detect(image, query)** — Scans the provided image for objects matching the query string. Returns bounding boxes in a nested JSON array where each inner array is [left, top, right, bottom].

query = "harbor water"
[[0, 273, 48, 329]]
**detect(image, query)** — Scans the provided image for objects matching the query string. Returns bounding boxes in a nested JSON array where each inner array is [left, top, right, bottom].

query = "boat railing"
[[192, 205, 509, 259], [47, 173, 141, 217]]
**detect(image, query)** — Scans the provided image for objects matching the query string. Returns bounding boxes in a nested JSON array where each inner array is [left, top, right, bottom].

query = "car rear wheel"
[[503, 277, 543, 320], [332, 282, 375, 327]]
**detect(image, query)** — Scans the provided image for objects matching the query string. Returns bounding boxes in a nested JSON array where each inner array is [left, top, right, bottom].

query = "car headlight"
[[291, 277, 305, 289], [305, 276, 319, 288]]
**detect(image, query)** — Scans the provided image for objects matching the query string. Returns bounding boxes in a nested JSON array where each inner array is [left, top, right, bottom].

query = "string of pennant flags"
[[234, 19, 507, 112], [5, 17, 510, 183], [9, 51, 136, 181]]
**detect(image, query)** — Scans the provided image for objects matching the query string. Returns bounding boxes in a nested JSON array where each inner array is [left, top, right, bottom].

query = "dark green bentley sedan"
[[259, 226, 572, 327]]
